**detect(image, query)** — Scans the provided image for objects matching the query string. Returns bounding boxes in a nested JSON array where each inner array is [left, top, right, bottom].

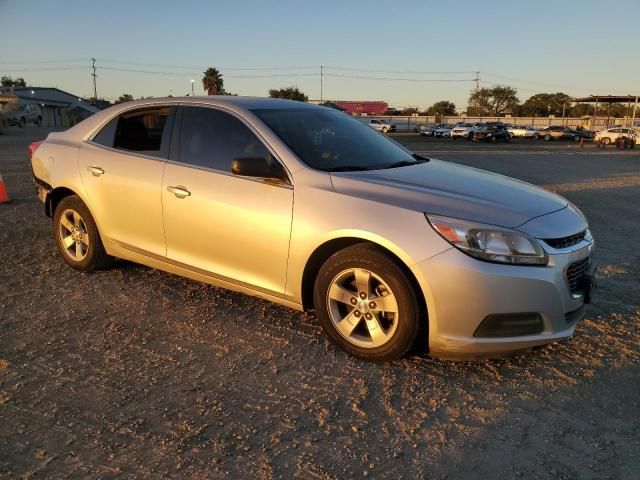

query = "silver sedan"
[[30, 97, 596, 361]]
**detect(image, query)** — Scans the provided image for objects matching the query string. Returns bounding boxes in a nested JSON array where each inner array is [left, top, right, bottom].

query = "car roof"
[[125, 95, 319, 111], [55, 96, 323, 141]]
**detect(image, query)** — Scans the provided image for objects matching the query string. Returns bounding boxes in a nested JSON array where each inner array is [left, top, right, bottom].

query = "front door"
[[161, 105, 293, 294]]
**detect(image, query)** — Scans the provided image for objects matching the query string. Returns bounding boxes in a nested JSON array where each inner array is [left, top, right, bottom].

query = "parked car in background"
[[419, 124, 439, 136], [450, 123, 474, 140], [593, 127, 640, 145], [451, 122, 486, 140], [508, 125, 539, 138], [1, 101, 42, 128], [434, 124, 453, 137], [472, 125, 510, 143], [366, 118, 396, 133], [537, 125, 591, 141], [30, 96, 596, 361], [414, 123, 433, 134]]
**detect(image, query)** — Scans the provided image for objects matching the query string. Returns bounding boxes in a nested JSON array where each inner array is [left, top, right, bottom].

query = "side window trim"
[[172, 104, 292, 185]]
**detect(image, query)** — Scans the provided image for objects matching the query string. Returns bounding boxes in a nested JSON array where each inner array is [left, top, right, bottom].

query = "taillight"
[[28, 141, 43, 160]]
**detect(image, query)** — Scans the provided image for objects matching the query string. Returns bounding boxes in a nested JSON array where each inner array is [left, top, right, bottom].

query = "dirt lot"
[[1, 128, 639, 479]]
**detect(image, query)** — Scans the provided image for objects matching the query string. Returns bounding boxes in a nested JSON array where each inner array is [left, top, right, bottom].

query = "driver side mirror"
[[231, 157, 287, 182]]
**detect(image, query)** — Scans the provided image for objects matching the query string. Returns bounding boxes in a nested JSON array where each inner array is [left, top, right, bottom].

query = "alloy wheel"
[[326, 268, 399, 348], [58, 208, 89, 261]]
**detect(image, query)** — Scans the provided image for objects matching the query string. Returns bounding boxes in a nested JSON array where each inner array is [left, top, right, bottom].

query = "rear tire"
[[313, 243, 422, 362], [53, 195, 113, 272], [19, 117, 26, 129], [601, 137, 611, 145]]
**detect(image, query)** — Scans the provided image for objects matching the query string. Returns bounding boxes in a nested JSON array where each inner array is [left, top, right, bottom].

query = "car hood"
[[329, 159, 568, 229]]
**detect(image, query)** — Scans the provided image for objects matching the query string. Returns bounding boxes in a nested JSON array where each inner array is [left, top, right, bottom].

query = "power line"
[[324, 73, 475, 82], [100, 66, 319, 79], [99, 59, 319, 71], [0, 66, 87, 72], [325, 66, 476, 75], [0, 59, 88, 65]]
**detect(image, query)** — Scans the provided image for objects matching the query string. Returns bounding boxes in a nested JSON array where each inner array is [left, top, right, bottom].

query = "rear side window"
[[114, 107, 170, 153], [178, 106, 272, 172], [93, 106, 172, 158]]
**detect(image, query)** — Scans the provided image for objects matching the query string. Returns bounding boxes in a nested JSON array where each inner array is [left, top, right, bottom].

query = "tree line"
[[4, 70, 635, 118]]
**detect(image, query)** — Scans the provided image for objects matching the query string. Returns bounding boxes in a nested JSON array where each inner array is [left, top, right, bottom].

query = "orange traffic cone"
[[0, 173, 10, 204]]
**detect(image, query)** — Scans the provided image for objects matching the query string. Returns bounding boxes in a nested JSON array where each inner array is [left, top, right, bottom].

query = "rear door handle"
[[167, 185, 191, 199], [87, 166, 104, 176]]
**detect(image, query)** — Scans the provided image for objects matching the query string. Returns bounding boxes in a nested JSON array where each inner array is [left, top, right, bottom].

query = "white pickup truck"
[[365, 119, 396, 133]]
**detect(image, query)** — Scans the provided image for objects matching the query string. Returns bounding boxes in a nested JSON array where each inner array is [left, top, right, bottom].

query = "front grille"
[[566, 257, 590, 294], [544, 230, 586, 249]]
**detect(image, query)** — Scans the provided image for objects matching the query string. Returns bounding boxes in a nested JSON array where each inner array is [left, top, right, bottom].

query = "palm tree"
[[202, 67, 224, 96]]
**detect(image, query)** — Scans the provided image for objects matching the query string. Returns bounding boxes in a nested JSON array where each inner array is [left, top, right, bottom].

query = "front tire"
[[313, 244, 422, 362], [53, 195, 113, 271], [601, 137, 611, 145], [544, 134, 551, 141]]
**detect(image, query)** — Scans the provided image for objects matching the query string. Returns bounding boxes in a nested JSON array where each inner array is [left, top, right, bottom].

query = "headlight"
[[426, 214, 548, 265]]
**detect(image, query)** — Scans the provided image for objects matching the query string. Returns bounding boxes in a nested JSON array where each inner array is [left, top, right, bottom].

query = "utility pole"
[[472, 71, 480, 116], [91, 58, 97, 103], [320, 65, 323, 103]]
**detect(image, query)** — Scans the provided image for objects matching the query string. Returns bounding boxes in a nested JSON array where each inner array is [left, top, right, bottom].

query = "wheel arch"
[[46, 186, 78, 217], [300, 237, 428, 324]]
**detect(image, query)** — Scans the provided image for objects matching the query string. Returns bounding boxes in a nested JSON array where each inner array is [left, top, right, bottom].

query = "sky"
[[1, 0, 639, 110]]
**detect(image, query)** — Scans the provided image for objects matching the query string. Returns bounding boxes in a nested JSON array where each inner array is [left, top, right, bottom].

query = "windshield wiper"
[[325, 166, 371, 172], [382, 157, 429, 169], [412, 153, 430, 161]]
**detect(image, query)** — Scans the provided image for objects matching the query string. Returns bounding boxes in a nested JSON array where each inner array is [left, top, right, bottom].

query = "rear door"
[[79, 105, 175, 257], [161, 105, 293, 294]]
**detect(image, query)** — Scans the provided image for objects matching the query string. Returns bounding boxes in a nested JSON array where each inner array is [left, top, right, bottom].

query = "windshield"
[[252, 108, 420, 171]]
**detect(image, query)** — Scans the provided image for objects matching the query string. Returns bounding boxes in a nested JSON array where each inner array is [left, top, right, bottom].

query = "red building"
[[332, 101, 388, 115]]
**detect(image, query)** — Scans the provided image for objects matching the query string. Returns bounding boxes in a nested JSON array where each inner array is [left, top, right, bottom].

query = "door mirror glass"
[[231, 157, 286, 181]]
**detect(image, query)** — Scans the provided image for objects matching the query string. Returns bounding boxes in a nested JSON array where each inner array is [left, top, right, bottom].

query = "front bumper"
[[412, 241, 594, 358]]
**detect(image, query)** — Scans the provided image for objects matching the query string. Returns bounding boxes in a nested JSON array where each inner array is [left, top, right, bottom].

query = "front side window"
[[179, 106, 273, 173]]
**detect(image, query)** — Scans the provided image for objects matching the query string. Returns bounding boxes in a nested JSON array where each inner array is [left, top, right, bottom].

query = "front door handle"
[[87, 166, 104, 176], [167, 185, 191, 199]]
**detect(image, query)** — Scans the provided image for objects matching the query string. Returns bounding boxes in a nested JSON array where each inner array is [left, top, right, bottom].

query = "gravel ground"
[[1, 128, 639, 479]]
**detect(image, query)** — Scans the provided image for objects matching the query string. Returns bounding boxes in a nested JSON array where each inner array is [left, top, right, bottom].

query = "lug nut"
[[369, 302, 376, 309], [354, 311, 361, 317], [350, 297, 357, 305], [360, 292, 367, 299], [365, 313, 372, 320]]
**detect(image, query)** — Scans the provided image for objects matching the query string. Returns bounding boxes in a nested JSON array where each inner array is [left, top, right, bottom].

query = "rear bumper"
[[412, 243, 594, 358]]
